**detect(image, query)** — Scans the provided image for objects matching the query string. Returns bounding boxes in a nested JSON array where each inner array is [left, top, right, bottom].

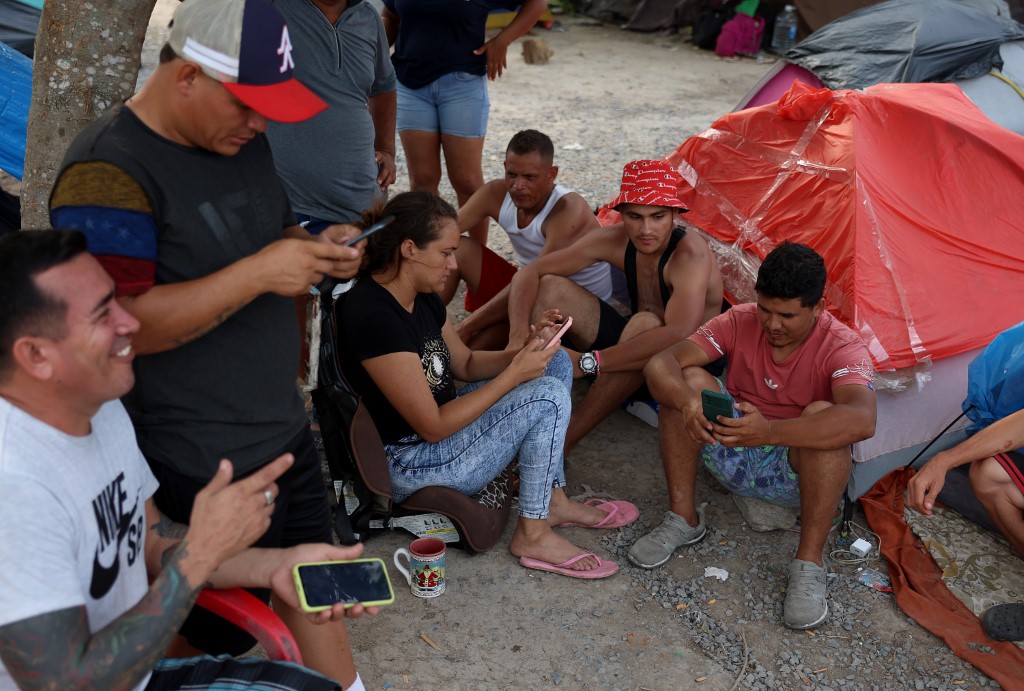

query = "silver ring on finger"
[[264, 489, 275, 506]]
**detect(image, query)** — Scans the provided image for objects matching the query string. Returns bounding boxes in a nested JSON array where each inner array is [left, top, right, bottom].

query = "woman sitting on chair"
[[337, 191, 637, 579]]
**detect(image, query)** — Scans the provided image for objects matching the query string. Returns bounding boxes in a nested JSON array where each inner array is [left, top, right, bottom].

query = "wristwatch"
[[579, 350, 600, 378]]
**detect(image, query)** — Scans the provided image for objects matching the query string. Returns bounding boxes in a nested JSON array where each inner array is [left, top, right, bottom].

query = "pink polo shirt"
[[689, 303, 873, 421]]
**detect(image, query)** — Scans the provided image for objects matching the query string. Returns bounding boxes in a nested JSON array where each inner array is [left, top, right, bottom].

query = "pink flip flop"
[[556, 498, 640, 529], [519, 552, 619, 579]]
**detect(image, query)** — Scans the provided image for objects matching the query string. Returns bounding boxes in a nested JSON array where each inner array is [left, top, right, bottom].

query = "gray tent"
[[786, 0, 1024, 89]]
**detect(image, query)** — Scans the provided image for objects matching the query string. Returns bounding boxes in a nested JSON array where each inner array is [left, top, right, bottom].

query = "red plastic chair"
[[194, 589, 302, 664]]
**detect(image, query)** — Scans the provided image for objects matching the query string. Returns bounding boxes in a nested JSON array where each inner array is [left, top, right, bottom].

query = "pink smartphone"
[[544, 317, 573, 349]]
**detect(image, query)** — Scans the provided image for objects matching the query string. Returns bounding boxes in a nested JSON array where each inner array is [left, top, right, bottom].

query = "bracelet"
[[594, 349, 601, 378]]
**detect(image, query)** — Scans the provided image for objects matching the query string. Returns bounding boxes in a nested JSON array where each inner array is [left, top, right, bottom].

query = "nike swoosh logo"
[[89, 498, 139, 599]]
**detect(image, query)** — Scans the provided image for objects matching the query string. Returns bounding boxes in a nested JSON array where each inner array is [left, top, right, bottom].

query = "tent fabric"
[[0, 40, 31, 180], [661, 81, 1024, 373], [860, 467, 1024, 687], [786, 0, 1024, 90]]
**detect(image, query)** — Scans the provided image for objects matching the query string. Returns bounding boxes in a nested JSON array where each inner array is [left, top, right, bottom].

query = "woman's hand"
[[524, 309, 564, 348], [506, 333, 558, 385]]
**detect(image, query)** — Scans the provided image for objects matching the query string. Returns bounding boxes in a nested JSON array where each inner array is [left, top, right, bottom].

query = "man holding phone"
[[46, 0, 367, 682], [634, 243, 876, 631], [0, 230, 374, 690]]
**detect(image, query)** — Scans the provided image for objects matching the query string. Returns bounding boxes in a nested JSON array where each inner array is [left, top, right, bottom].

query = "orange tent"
[[660, 82, 1024, 372]]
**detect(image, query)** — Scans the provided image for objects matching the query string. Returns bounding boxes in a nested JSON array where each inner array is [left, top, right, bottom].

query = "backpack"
[[715, 13, 765, 57], [694, 0, 736, 51]]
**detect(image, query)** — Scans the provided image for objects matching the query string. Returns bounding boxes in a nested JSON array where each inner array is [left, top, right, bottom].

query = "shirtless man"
[[507, 159, 726, 455], [441, 129, 613, 349]]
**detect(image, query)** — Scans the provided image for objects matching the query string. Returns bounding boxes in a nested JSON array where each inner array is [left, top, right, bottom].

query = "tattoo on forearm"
[[0, 545, 201, 690], [152, 510, 188, 540], [173, 303, 245, 347]]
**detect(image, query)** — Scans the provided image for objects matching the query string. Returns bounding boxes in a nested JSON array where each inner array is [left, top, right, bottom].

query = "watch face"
[[581, 353, 596, 372]]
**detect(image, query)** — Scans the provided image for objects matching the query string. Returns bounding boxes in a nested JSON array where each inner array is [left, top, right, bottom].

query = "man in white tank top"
[[440, 130, 613, 349]]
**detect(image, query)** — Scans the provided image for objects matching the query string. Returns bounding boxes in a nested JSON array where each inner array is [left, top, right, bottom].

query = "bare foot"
[[545, 490, 607, 527], [509, 520, 601, 571]]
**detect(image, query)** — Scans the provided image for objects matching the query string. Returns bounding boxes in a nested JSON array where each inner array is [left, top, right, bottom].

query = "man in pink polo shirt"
[[632, 242, 877, 631]]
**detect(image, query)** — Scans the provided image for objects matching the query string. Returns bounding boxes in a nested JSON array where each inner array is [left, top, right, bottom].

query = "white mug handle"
[[393, 548, 412, 585]]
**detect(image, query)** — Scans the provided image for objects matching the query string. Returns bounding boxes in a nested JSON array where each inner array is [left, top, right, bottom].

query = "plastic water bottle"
[[772, 5, 798, 54]]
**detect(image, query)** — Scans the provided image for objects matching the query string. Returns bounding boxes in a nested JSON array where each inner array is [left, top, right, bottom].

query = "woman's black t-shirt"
[[338, 276, 456, 444]]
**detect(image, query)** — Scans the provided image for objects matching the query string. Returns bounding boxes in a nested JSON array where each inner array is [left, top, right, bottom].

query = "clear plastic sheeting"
[[785, 0, 1024, 91], [654, 81, 1024, 379]]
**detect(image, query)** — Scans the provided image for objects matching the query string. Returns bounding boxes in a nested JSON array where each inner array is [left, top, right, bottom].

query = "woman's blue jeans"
[[385, 349, 573, 519]]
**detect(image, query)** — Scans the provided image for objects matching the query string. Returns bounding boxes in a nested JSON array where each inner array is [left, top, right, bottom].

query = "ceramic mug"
[[393, 537, 446, 598]]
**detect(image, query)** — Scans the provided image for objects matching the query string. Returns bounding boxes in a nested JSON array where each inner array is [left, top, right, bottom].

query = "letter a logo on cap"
[[277, 26, 294, 73]]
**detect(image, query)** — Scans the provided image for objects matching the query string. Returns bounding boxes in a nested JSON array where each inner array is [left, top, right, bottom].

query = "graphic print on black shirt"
[[421, 335, 452, 395]]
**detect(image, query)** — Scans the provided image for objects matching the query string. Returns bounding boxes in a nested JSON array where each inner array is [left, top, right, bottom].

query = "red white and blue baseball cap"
[[167, 0, 327, 123]]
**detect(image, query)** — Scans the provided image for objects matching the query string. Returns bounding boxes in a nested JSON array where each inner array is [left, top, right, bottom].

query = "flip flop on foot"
[[519, 552, 619, 579], [556, 499, 639, 529]]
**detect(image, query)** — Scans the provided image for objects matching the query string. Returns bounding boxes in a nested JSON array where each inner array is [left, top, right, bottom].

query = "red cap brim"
[[224, 79, 328, 123]]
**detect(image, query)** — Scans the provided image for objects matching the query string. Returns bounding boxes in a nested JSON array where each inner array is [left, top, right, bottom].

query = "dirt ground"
[[135, 4, 1010, 689]]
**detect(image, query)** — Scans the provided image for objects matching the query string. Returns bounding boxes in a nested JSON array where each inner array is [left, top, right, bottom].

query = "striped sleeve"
[[49, 161, 158, 296]]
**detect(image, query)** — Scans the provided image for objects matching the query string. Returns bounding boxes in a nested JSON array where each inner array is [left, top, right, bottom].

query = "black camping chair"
[[311, 279, 514, 554]]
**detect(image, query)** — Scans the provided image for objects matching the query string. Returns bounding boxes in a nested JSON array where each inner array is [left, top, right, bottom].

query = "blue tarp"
[[964, 320, 1024, 452], [0, 39, 31, 180]]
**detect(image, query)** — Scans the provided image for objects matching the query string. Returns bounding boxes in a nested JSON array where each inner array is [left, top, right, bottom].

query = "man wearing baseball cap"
[[506, 159, 727, 457], [48, 0, 368, 687]]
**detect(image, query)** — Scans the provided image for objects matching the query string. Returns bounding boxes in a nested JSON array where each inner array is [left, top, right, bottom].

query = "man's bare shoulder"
[[547, 191, 600, 226]]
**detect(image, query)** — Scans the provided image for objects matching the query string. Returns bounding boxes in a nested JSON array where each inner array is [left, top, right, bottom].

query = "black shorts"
[[149, 427, 331, 656], [589, 298, 630, 351]]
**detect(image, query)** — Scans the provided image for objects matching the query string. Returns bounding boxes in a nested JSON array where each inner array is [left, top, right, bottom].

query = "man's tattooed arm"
[[0, 542, 200, 691]]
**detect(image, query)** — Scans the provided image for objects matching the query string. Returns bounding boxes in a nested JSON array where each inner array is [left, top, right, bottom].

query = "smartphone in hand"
[[344, 215, 395, 247], [701, 389, 738, 422], [292, 558, 395, 613], [544, 316, 573, 349]]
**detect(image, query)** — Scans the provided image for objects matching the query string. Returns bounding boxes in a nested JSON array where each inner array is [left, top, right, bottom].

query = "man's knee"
[[801, 400, 833, 417], [621, 311, 662, 341], [536, 274, 579, 309], [680, 365, 719, 393], [969, 456, 1011, 499]]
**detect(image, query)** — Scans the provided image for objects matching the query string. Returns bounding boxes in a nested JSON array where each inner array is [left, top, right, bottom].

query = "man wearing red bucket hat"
[[48, 0, 368, 686], [506, 159, 726, 456]]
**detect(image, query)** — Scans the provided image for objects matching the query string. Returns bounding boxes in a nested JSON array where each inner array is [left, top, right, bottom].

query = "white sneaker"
[[623, 399, 659, 428]]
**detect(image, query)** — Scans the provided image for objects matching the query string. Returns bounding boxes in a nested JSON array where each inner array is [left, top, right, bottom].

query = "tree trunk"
[[20, 0, 157, 229]]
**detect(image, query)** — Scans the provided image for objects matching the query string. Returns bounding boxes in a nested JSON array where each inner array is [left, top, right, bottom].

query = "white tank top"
[[498, 184, 613, 301]]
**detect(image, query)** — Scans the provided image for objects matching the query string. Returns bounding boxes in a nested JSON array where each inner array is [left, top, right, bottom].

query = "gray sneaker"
[[783, 559, 829, 630], [627, 509, 706, 569]]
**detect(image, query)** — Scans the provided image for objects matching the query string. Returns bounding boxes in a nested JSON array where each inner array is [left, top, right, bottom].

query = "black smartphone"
[[292, 559, 395, 613], [701, 389, 737, 422], [344, 215, 395, 247]]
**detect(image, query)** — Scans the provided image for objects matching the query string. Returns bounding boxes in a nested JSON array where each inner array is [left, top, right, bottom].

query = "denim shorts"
[[396, 72, 490, 138], [385, 349, 573, 519], [699, 380, 801, 508]]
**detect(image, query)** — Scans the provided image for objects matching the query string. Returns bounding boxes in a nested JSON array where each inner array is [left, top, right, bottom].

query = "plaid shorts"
[[699, 381, 801, 508]]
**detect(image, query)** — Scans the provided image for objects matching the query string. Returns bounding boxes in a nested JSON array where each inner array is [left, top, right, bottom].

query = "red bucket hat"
[[605, 159, 689, 212]]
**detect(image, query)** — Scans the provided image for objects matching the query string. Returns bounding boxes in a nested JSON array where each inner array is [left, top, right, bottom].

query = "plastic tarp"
[[786, 0, 1024, 90], [965, 321, 1024, 446], [0, 40, 31, 180], [662, 81, 1024, 373]]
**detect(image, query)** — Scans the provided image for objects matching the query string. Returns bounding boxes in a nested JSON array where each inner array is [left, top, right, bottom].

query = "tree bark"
[[20, 0, 157, 229]]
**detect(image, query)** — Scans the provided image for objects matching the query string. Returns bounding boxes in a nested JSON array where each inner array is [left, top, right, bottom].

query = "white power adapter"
[[850, 538, 873, 558]]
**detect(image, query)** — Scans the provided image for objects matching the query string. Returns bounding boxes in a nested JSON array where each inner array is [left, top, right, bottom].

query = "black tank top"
[[624, 225, 686, 314]]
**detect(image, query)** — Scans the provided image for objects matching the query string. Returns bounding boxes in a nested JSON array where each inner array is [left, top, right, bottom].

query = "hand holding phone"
[[701, 389, 738, 423], [293, 558, 395, 613], [344, 215, 395, 247], [544, 316, 573, 349]]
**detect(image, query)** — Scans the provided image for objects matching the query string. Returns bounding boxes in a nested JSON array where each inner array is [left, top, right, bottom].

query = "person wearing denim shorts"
[[380, 0, 546, 246], [633, 243, 877, 631], [338, 191, 639, 579]]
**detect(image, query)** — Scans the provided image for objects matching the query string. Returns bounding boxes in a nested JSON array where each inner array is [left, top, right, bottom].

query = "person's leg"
[[564, 311, 662, 455], [437, 72, 490, 246], [787, 402, 852, 565], [147, 655, 344, 691], [970, 453, 1024, 555], [532, 274, 605, 349], [627, 366, 717, 568], [395, 80, 443, 195], [276, 431, 359, 686]]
